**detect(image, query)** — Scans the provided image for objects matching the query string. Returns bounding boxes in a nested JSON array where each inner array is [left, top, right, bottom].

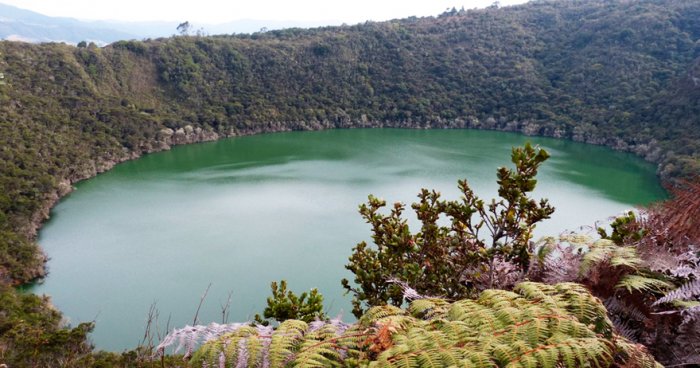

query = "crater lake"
[[29, 129, 666, 351]]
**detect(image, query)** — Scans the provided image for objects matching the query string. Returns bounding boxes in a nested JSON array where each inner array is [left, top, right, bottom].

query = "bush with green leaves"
[[0, 284, 94, 367], [597, 211, 645, 245], [254, 280, 326, 325], [342, 143, 555, 317]]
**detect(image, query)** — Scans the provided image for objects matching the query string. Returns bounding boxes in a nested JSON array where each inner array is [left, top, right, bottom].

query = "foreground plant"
[[254, 280, 326, 325], [342, 143, 555, 317], [530, 178, 700, 366], [156, 282, 659, 368]]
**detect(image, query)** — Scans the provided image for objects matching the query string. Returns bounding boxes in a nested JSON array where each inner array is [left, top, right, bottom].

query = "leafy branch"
[[342, 143, 555, 317]]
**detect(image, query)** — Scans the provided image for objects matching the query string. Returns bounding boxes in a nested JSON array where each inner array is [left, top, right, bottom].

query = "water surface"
[[31, 129, 666, 351]]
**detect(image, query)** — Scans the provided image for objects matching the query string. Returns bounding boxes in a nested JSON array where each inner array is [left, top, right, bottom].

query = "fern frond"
[[580, 241, 641, 275], [461, 351, 497, 367], [293, 339, 343, 367], [155, 322, 248, 357], [609, 246, 642, 269], [408, 298, 450, 319], [672, 300, 700, 308], [269, 319, 308, 366], [511, 283, 559, 310], [614, 337, 664, 368], [189, 325, 260, 367], [167, 282, 660, 367], [653, 279, 700, 306], [291, 318, 355, 367], [361, 305, 407, 323], [604, 297, 646, 323], [616, 274, 673, 293], [447, 299, 500, 330]]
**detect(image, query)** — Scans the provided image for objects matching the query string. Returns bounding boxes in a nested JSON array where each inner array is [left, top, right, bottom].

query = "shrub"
[[342, 143, 555, 317]]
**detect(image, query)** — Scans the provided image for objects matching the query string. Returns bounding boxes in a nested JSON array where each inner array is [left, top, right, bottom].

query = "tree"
[[342, 143, 555, 317], [176, 21, 191, 36], [253, 280, 326, 325]]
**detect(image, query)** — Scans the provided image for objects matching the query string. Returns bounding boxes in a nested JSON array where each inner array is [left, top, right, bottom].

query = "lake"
[[30, 129, 666, 351]]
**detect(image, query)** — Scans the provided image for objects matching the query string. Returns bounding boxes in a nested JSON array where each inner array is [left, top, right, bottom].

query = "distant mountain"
[[0, 2, 340, 44], [0, 3, 136, 44]]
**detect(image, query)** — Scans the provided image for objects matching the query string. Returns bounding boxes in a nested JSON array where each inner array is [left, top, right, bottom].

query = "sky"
[[1, 0, 529, 24]]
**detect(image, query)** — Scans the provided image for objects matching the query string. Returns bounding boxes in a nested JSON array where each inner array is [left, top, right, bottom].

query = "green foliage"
[[2, 0, 700, 288], [1, 0, 700, 364], [616, 274, 673, 293], [187, 282, 660, 368], [530, 226, 699, 366], [342, 143, 554, 317], [579, 239, 642, 274], [0, 284, 93, 367], [0, 286, 185, 367], [536, 234, 673, 298], [597, 211, 645, 245], [254, 280, 326, 325]]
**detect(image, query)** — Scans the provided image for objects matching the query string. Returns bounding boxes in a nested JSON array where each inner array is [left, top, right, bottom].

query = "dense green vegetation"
[[254, 280, 326, 325], [2, 0, 700, 286], [0, 283, 93, 365], [164, 282, 660, 367], [1, 0, 699, 365]]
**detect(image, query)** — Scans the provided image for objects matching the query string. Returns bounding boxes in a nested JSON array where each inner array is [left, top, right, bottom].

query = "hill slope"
[[1, 0, 700, 364], [0, 0, 699, 292]]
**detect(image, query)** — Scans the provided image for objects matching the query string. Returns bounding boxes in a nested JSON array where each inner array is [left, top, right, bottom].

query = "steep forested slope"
[[0, 0, 699, 363], [2, 0, 699, 286], [0, 0, 698, 285]]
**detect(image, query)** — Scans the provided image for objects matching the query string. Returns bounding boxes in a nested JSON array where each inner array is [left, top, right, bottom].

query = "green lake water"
[[30, 129, 666, 351]]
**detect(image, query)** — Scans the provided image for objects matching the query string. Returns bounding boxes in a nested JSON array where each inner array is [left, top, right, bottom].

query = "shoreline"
[[21, 118, 668, 285]]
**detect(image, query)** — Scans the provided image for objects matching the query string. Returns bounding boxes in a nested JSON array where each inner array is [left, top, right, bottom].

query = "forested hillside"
[[1, 0, 699, 365]]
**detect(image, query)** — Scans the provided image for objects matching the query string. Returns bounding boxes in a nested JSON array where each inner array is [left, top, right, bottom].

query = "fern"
[[580, 240, 641, 276], [530, 182, 700, 367], [603, 297, 647, 341], [163, 282, 660, 367], [407, 298, 451, 320], [155, 322, 248, 358], [653, 279, 700, 306], [292, 319, 352, 367], [603, 297, 646, 323], [616, 274, 673, 293], [614, 338, 664, 368], [268, 319, 307, 366]]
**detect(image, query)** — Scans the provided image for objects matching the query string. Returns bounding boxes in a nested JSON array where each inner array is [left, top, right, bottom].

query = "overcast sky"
[[1, 0, 529, 24]]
